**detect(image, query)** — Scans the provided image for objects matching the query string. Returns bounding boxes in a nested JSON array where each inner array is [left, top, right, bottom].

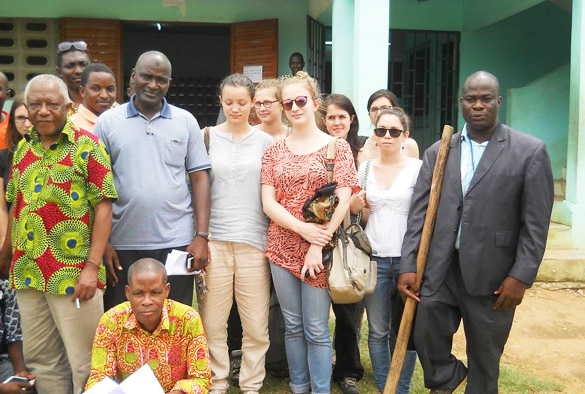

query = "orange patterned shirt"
[[261, 138, 358, 289], [85, 299, 211, 393]]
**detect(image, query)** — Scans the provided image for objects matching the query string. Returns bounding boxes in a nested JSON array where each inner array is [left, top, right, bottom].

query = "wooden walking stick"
[[383, 125, 454, 394]]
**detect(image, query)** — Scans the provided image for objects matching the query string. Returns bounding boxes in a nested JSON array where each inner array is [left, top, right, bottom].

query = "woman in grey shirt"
[[199, 74, 273, 394]]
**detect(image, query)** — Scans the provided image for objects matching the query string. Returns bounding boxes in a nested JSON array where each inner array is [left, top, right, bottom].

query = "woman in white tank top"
[[350, 108, 422, 394]]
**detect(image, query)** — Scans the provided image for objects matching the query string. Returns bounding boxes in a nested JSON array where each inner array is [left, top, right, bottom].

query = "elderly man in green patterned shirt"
[[0, 74, 118, 394]]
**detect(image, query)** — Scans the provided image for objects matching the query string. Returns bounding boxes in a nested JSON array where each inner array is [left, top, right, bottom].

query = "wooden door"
[[231, 19, 278, 79], [60, 18, 123, 103]]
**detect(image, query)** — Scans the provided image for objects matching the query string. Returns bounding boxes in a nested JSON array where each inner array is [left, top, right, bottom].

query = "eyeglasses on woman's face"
[[281, 96, 308, 111], [254, 100, 279, 110], [373, 127, 404, 138]]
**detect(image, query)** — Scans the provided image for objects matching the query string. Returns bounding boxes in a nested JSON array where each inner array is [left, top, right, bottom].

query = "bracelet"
[[195, 231, 211, 241], [86, 259, 101, 268]]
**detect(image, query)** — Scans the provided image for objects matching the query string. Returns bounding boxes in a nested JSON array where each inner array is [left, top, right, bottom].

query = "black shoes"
[[339, 377, 360, 394], [229, 349, 242, 385], [429, 375, 467, 394]]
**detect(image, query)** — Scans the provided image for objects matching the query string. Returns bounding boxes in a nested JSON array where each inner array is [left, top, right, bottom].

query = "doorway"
[[122, 22, 230, 126], [389, 29, 460, 154]]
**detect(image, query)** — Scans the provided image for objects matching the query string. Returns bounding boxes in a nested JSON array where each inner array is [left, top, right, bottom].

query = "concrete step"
[[554, 178, 566, 198], [536, 249, 585, 282], [546, 222, 572, 250]]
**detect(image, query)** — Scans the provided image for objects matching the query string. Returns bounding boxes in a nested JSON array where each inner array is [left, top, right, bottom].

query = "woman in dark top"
[[0, 95, 29, 244]]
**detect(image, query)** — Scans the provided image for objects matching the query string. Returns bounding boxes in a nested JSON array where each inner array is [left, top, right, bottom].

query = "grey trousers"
[[414, 255, 515, 394]]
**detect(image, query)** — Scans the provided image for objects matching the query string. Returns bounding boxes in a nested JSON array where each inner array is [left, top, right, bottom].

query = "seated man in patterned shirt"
[[85, 258, 211, 394]]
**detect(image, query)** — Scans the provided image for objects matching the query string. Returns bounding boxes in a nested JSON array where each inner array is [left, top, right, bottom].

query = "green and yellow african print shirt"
[[6, 118, 118, 295]]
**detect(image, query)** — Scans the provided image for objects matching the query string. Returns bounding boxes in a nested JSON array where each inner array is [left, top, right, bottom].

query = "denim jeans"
[[270, 263, 332, 394], [363, 256, 417, 394]]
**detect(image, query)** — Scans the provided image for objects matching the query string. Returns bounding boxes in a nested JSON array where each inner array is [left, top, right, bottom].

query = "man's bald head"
[[462, 71, 500, 97], [135, 51, 172, 75], [127, 258, 167, 286]]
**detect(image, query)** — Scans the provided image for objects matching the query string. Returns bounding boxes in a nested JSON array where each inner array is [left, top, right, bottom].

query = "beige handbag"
[[325, 142, 377, 304]]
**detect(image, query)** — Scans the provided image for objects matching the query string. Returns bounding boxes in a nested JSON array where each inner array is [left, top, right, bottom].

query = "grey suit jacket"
[[400, 123, 554, 296]]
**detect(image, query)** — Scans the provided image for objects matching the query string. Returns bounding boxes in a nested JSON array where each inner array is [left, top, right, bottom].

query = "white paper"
[[119, 364, 165, 394], [243, 65, 263, 83], [165, 249, 200, 276], [83, 377, 122, 394]]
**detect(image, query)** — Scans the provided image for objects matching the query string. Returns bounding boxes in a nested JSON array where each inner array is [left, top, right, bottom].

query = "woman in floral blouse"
[[261, 72, 358, 394]]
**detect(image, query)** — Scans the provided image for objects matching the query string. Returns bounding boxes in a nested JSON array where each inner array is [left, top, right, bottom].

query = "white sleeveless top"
[[358, 158, 423, 257]]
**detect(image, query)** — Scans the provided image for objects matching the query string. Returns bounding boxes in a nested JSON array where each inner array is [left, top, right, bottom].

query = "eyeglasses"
[[369, 105, 392, 114], [254, 100, 279, 110], [57, 41, 88, 53], [373, 128, 404, 138], [281, 96, 308, 111], [14, 116, 30, 123]]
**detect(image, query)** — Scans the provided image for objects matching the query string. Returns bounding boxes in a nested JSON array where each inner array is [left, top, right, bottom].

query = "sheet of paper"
[[84, 377, 123, 394], [243, 65, 263, 83], [165, 249, 200, 276], [119, 364, 165, 394]]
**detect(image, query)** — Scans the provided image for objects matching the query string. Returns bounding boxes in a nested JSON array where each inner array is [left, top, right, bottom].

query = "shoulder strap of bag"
[[203, 126, 210, 153], [326, 136, 338, 183], [356, 159, 372, 224], [362, 159, 372, 191], [327, 137, 351, 229]]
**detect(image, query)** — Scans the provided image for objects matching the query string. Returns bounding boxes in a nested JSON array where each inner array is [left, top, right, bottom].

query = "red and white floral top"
[[261, 138, 358, 289]]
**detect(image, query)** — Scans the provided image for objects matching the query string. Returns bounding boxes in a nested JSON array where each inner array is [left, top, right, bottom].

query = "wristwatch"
[[195, 231, 211, 241]]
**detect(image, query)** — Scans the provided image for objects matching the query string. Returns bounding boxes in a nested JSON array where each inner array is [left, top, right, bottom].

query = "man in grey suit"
[[398, 71, 554, 394]]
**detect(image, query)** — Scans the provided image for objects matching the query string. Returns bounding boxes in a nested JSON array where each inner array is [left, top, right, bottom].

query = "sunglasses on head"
[[57, 41, 88, 53], [281, 96, 308, 111], [373, 128, 404, 138]]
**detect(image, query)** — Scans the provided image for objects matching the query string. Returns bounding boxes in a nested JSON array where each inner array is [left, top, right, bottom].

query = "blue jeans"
[[363, 256, 417, 393], [270, 263, 332, 394]]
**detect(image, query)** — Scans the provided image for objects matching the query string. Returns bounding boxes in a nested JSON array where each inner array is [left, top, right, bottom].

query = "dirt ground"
[[451, 284, 585, 393]]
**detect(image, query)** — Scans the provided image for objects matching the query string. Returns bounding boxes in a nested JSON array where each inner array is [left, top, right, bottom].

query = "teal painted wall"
[[461, 0, 545, 30], [1, 0, 309, 77], [459, 1, 572, 126], [389, 0, 461, 31], [507, 65, 569, 179]]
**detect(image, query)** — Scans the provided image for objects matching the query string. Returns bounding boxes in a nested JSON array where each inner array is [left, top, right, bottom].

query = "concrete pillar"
[[331, 0, 354, 97], [564, 0, 585, 246], [332, 0, 390, 133]]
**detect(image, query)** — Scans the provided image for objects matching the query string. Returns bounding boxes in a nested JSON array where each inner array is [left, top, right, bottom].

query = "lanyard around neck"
[[467, 136, 476, 193]]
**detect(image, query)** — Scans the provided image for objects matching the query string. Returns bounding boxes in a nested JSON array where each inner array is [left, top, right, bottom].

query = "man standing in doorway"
[[398, 71, 554, 393], [56, 40, 91, 113], [288, 52, 305, 76], [94, 51, 211, 310]]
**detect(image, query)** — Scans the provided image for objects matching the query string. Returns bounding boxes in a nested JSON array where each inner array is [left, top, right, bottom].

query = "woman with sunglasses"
[[350, 108, 421, 394], [261, 72, 357, 394], [255, 79, 290, 142], [363, 89, 419, 159], [0, 96, 30, 245], [199, 73, 274, 394], [321, 93, 365, 394]]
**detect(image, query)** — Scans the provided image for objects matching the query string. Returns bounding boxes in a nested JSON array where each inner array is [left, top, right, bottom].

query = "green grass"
[[221, 319, 564, 394]]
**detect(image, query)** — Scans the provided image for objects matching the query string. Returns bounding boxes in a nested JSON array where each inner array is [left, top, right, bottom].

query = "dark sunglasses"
[[373, 128, 404, 138], [281, 96, 308, 111], [57, 41, 88, 53]]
